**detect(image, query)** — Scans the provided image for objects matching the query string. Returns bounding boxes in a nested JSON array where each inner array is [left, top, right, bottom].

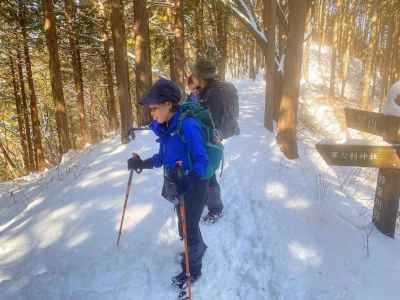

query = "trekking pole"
[[179, 196, 192, 299], [116, 169, 133, 246], [116, 154, 139, 246], [176, 165, 192, 300]]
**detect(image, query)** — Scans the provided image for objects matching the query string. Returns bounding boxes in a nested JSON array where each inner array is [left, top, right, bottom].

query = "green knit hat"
[[191, 58, 217, 80]]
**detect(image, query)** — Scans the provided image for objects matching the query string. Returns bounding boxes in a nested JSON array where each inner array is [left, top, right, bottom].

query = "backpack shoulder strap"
[[175, 102, 198, 141], [175, 112, 188, 142]]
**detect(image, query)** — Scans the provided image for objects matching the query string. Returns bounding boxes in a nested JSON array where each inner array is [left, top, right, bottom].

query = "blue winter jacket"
[[149, 111, 209, 177]]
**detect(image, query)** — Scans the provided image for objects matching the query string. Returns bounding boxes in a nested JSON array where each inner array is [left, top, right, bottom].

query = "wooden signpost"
[[316, 108, 400, 238]]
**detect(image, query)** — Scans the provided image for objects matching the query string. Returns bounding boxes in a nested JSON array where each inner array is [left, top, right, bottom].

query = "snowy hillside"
[[1, 50, 400, 299]]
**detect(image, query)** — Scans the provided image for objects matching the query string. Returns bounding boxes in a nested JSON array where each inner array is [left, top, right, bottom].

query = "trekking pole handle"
[[131, 152, 143, 174]]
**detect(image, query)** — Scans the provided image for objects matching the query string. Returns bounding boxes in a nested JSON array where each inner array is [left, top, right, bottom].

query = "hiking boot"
[[171, 271, 201, 289], [202, 211, 223, 224]]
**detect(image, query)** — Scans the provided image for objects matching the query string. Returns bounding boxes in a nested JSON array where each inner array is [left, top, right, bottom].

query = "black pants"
[[177, 176, 208, 276], [206, 174, 223, 214]]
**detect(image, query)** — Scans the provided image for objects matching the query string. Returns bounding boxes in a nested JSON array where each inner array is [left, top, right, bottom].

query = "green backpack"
[[175, 101, 224, 180]]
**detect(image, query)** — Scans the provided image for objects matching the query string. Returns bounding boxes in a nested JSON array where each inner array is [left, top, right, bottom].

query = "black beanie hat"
[[191, 58, 217, 80]]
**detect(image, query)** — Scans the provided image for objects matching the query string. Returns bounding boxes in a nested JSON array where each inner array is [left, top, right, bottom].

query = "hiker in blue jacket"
[[127, 78, 208, 288]]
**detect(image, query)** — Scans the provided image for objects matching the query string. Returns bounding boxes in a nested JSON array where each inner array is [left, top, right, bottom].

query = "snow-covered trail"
[[1, 78, 400, 300]]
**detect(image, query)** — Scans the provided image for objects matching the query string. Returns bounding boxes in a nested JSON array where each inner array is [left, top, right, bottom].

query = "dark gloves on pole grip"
[[170, 169, 199, 195], [127, 154, 154, 173]]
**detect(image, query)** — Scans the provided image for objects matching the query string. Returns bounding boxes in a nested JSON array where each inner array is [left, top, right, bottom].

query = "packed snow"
[[1, 46, 400, 300]]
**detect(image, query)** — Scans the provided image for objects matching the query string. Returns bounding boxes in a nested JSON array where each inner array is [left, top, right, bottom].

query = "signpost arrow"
[[316, 144, 400, 169], [345, 108, 400, 143]]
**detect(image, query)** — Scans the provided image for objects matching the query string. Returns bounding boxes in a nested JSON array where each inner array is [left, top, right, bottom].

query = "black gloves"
[[127, 154, 154, 173], [170, 169, 199, 195], [162, 166, 200, 203]]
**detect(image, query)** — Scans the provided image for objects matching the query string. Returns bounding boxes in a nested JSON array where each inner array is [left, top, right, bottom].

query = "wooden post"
[[373, 169, 400, 238]]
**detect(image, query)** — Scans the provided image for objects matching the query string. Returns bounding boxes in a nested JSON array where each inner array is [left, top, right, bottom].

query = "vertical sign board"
[[373, 169, 400, 238]]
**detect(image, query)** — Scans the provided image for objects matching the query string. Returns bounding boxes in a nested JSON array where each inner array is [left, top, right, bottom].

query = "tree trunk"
[[173, 0, 185, 92], [134, 0, 152, 126], [19, 0, 45, 170], [263, 0, 276, 131], [329, 0, 342, 99], [255, 44, 262, 75], [389, 19, 400, 86], [380, 13, 394, 110], [371, 14, 382, 103], [9, 56, 30, 174], [89, 89, 100, 144], [317, 0, 326, 39], [340, 7, 355, 98], [320, 0, 328, 53], [195, 0, 205, 58], [216, 2, 228, 80], [277, 0, 308, 160], [168, 6, 177, 82], [43, 0, 71, 154], [303, 8, 312, 82], [361, 0, 379, 109], [65, 0, 88, 147], [249, 39, 256, 80], [110, 0, 133, 144], [16, 46, 35, 171], [0, 142, 18, 173], [102, 1, 119, 131]]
